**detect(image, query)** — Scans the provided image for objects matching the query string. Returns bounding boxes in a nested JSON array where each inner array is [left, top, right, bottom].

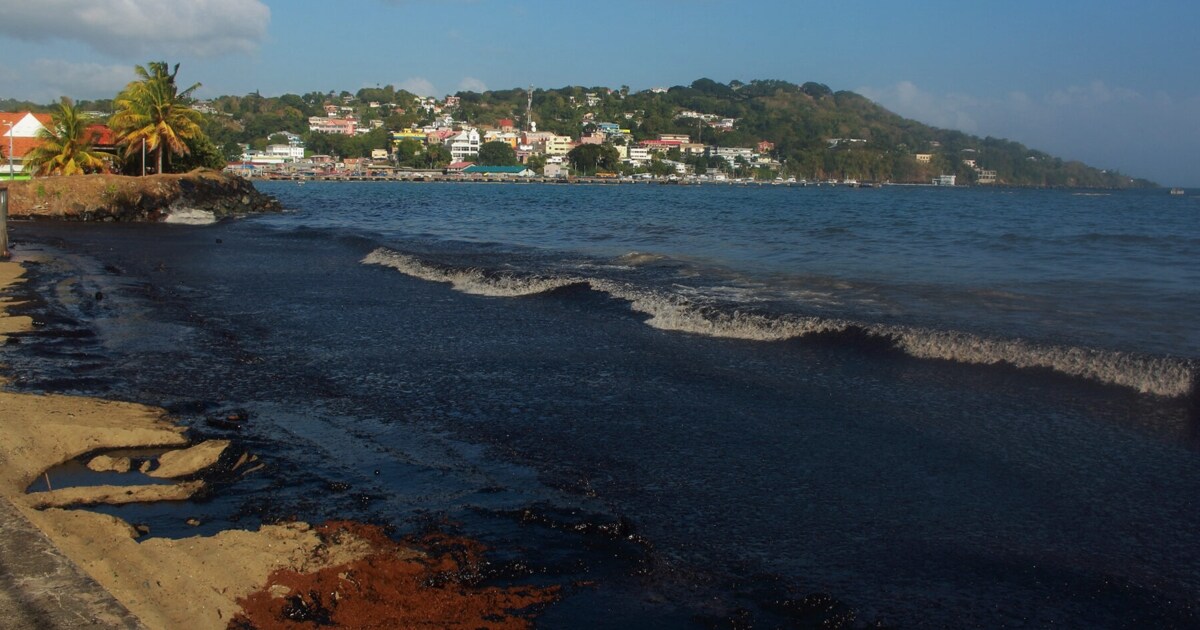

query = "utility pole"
[[526, 85, 534, 132], [4, 120, 13, 182], [1, 188, 9, 260], [2, 120, 11, 259]]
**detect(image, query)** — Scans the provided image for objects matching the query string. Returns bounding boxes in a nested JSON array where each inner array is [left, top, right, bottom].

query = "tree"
[[23, 97, 111, 175], [525, 153, 547, 174], [111, 61, 205, 174], [567, 143, 620, 175], [171, 134, 227, 171], [648, 157, 674, 178], [221, 141, 244, 162], [420, 144, 451, 169], [393, 139, 423, 166], [477, 141, 517, 166]]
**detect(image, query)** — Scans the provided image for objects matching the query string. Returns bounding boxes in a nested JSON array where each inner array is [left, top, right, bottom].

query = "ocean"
[[5, 182, 1198, 627]]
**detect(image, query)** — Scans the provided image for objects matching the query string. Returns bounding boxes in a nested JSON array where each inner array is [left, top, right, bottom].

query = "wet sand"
[[0, 259, 557, 629]]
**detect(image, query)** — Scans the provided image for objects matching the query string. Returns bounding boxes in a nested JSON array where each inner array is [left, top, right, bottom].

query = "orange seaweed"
[[230, 522, 560, 629]]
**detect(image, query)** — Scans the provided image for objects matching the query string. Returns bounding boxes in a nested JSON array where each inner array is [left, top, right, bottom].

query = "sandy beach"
[[0, 258, 558, 629]]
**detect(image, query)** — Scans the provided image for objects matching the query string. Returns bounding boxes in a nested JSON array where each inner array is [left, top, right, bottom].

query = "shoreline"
[[0, 257, 559, 629], [243, 172, 1166, 190]]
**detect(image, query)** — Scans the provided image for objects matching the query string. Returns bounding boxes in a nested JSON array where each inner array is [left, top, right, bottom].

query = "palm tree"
[[23, 97, 111, 176], [111, 62, 203, 175]]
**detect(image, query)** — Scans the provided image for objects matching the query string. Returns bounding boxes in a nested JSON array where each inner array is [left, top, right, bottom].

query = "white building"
[[662, 159, 689, 175], [544, 163, 569, 178], [266, 144, 305, 161], [0, 111, 51, 174], [711, 146, 756, 162], [933, 174, 957, 186], [627, 146, 651, 165], [445, 129, 481, 162]]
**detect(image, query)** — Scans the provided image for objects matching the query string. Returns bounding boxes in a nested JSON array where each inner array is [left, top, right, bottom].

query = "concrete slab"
[[0, 497, 145, 629]]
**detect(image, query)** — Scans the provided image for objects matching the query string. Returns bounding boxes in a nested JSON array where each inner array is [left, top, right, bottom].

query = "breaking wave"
[[362, 247, 1197, 398], [362, 248, 579, 297], [163, 207, 218, 225]]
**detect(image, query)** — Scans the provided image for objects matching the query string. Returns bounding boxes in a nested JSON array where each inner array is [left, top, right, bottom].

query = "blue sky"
[[1, 0, 1197, 185]]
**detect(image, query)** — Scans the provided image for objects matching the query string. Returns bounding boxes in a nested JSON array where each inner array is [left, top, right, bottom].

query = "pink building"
[[308, 117, 357, 135]]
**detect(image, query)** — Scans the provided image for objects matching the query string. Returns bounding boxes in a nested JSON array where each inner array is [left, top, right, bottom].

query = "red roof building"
[[1, 112, 53, 162], [2, 112, 119, 173]]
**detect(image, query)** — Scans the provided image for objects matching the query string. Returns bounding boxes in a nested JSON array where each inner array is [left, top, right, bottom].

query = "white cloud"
[[398, 77, 437, 98], [32, 60, 134, 99], [1047, 80, 1140, 107], [0, 0, 270, 56], [858, 80, 980, 132], [458, 77, 488, 93]]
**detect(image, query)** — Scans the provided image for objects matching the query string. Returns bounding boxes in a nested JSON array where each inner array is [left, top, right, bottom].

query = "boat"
[[1170, 187, 1184, 196]]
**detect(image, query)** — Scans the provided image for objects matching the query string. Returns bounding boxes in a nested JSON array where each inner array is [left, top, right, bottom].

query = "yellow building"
[[544, 134, 575, 156], [483, 130, 520, 149], [392, 129, 427, 144]]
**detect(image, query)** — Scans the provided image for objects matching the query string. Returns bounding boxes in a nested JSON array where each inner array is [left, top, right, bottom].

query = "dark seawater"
[[4, 183, 1199, 628]]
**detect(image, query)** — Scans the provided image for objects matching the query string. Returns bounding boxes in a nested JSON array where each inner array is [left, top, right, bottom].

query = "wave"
[[361, 248, 579, 297], [615, 252, 668, 266], [163, 207, 217, 225], [362, 247, 1197, 399]]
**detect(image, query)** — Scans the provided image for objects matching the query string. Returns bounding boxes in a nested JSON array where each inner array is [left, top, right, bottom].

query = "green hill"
[[507, 79, 1152, 187]]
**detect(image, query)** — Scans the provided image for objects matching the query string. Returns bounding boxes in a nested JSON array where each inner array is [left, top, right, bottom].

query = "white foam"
[[362, 247, 1197, 398], [615, 252, 667, 266], [163, 207, 217, 225], [362, 248, 578, 297]]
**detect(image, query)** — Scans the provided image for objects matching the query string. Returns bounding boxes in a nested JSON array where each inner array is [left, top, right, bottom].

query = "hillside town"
[[0, 89, 951, 185], [2, 76, 1145, 189], [217, 90, 800, 183]]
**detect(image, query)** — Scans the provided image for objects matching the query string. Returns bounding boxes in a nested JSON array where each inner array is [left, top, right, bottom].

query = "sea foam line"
[[363, 248, 1197, 398]]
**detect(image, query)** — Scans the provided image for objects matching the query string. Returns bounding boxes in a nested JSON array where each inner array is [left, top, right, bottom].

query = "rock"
[[186, 518, 201, 527], [147, 440, 231, 478], [86, 454, 132, 473]]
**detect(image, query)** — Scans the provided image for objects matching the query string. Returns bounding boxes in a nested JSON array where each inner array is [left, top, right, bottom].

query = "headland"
[[2, 169, 280, 223]]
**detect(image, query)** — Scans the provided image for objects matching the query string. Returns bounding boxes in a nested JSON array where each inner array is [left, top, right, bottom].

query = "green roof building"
[[461, 165, 535, 177]]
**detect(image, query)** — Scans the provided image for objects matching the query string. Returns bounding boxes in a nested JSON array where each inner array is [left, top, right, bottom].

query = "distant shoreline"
[[245, 172, 1167, 191]]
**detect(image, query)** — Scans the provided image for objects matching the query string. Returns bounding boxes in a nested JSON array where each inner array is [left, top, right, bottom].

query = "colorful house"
[[1, 112, 116, 175], [1, 111, 52, 174]]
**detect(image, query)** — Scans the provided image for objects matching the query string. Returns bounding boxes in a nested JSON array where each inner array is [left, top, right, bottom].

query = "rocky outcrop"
[[147, 440, 231, 478], [2, 169, 281, 222]]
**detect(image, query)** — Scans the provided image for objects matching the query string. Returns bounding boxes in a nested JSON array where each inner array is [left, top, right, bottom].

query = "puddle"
[[26, 448, 176, 493]]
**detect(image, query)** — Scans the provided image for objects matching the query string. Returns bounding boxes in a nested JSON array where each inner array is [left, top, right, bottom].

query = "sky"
[[1, 0, 1197, 185]]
